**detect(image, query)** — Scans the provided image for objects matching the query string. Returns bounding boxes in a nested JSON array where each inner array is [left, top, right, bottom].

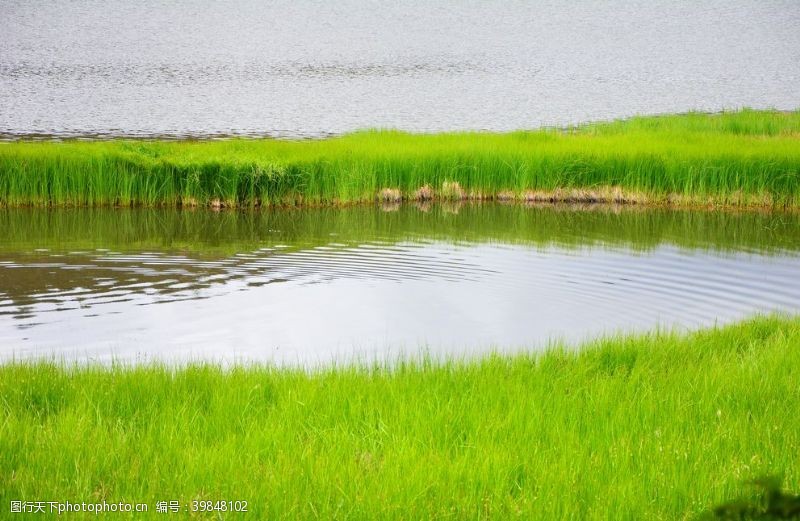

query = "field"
[[1, 109, 799, 208], [2, 315, 799, 519]]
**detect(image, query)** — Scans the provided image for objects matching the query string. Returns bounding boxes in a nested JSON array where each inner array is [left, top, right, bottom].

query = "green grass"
[[2, 315, 799, 519], [1, 109, 799, 208]]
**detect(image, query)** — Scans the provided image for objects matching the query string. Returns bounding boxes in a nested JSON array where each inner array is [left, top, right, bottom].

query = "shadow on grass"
[[699, 476, 800, 520]]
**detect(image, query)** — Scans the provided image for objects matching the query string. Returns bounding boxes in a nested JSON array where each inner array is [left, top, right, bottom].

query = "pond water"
[[1, 205, 799, 364], [2, 0, 799, 138]]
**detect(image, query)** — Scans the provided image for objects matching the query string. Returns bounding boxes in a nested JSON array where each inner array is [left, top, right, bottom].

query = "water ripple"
[[1, 232, 799, 364]]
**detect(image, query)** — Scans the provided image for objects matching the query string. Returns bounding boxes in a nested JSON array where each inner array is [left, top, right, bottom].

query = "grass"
[[1, 315, 799, 519], [0, 109, 799, 208]]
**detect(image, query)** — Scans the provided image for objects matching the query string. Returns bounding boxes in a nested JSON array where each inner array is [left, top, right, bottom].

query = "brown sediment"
[[521, 187, 650, 205], [379, 188, 402, 203], [414, 184, 434, 201], [1, 186, 795, 213], [496, 191, 516, 202]]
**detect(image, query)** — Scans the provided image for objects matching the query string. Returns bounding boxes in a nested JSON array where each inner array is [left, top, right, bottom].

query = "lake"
[[1, 205, 799, 364], [2, 0, 799, 138], [2, 1, 799, 363]]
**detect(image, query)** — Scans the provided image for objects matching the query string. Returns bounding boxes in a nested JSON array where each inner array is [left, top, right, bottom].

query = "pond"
[[1, 204, 799, 364]]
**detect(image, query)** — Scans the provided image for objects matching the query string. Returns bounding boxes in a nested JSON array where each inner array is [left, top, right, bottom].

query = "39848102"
[[191, 500, 248, 513]]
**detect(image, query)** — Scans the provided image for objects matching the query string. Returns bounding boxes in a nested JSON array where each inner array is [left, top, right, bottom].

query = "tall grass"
[[1, 109, 798, 208], [1, 315, 799, 519]]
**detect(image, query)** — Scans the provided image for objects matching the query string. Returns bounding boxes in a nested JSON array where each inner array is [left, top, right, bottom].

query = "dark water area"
[[1, 205, 799, 364], [1, 0, 799, 139]]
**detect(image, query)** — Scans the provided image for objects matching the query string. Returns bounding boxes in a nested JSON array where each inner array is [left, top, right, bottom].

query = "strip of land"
[[1, 315, 799, 519], [1, 109, 799, 208]]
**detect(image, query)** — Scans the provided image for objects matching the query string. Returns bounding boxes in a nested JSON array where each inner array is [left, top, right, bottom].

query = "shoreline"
[[1, 186, 797, 212], [2, 315, 798, 519], [1, 108, 797, 143]]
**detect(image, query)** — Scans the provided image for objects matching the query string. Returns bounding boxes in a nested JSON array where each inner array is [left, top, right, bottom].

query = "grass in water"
[[0, 109, 799, 208], [1, 315, 799, 519]]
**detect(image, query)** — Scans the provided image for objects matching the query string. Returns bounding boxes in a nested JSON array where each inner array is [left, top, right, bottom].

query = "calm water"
[[1, 205, 799, 364], [1, 1, 799, 138]]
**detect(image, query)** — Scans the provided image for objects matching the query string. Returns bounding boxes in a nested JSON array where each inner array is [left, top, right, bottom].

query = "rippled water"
[[1, 0, 799, 138], [1, 205, 799, 364]]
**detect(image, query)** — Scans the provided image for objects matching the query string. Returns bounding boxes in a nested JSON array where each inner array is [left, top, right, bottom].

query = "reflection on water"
[[1, 205, 799, 364], [2, 0, 799, 138]]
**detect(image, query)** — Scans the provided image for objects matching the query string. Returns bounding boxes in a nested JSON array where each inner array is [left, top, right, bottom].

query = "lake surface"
[[1, 205, 799, 364], [2, 0, 799, 139]]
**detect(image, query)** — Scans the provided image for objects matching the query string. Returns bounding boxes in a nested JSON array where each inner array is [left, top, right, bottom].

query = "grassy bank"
[[1, 110, 799, 208], [2, 316, 799, 519]]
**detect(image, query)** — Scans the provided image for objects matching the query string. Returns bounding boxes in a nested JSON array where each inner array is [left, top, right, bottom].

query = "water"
[[1, 205, 799, 364], [1, 0, 799, 139]]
